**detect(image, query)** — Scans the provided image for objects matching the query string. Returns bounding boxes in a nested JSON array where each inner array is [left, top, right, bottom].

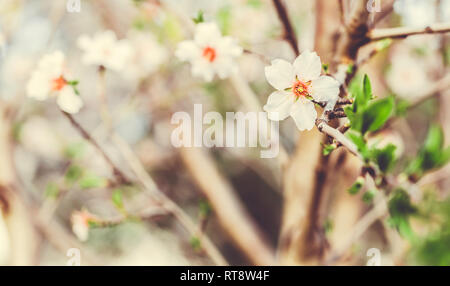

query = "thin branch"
[[316, 120, 361, 160], [61, 111, 130, 186], [111, 133, 228, 266], [369, 23, 450, 41], [271, 0, 299, 55]]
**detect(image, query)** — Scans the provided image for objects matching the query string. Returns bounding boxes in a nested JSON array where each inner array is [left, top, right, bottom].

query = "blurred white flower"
[[263, 51, 340, 131], [71, 210, 94, 242], [77, 30, 132, 71], [175, 22, 243, 82], [386, 54, 428, 99], [26, 51, 83, 114], [124, 31, 168, 80]]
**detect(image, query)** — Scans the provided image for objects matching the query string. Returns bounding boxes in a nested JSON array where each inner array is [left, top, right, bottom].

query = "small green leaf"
[[64, 142, 85, 159], [371, 143, 397, 173], [79, 173, 107, 189], [199, 200, 212, 218], [190, 236, 202, 251], [65, 165, 83, 184], [322, 143, 337, 156], [112, 189, 124, 210], [362, 190, 375, 204], [45, 182, 59, 198], [348, 177, 364, 195], [360, 96, 395, 134], [388, 189, 417, 240], [192, 10, 204, 24], [322, 63, 329, 74]]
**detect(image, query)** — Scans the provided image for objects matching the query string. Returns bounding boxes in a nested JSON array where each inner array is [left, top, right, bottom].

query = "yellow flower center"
[[292, 80, 311, 97]]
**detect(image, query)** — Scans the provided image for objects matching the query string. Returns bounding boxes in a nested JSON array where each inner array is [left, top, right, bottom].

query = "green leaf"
[[190, 236, 202, 251], [370, 144, 397, 173], [360, 96, 395, 134], [65, 165, 83, 184], [192, 10, 204, 24], [347, 131, 369, 160], [322, 63, 329, 74], [362, 190, 375, 204], [45, 182, 59, 198], [79, 173, 107, 189], [388, 189, 417, 240], [112, 189, 124, 210], [322, 143, 337, 156], [64, 142, 85, 159], [348, 177, 364, 195], [199, 200, 212, 217]]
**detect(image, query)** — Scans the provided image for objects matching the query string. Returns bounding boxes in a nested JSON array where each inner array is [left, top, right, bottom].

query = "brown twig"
[[316, 120, 361, 160], [369, 23, 450, 41], [61, 111, 130, 186], [271, 0, 299, 55]]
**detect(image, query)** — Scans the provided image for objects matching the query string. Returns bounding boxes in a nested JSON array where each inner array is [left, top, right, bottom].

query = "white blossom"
[[386, 54, 428, 99], [175, 22, 243, 82], [124, 31, 168, 80], [263, 51, 340, 131], [71, 210, 94, 242], [77, 30, 132, 71], [26, 51, 83, 114]]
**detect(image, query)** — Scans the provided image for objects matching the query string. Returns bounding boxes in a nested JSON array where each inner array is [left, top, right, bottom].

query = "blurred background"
[[0, 0, 449, 266]]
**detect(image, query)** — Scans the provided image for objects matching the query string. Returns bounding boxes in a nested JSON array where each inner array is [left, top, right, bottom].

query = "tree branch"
[[271, 0, 299, 55], [316, 120, 361, 160], [369, 23, 450, 41]]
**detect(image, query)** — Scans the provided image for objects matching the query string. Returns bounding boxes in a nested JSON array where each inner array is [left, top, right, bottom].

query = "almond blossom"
[[175, 22, 243, 82], [77, 30, 132, 71], [26, 51, 83, 114], [263, 51, 340, 131], [71, 210, 96, 242]]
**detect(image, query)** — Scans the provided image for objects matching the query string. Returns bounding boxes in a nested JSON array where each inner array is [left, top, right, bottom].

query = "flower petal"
[[290, 97, 317, 131], [57, 87, 83, 114], [293, 50, 322, 82], [265, 59, 295, 90], [175, 40, 201, 62], [310, 75, 340, 102], [263, 90, 295, 121], [194, 23, 222, 47]]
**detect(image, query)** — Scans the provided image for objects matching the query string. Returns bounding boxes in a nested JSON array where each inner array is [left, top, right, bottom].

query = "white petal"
[[265, 59, 295, 90], [191, 60, 215, 82], [293, 50, 322, 82], [194, 22, 222, 47], [290, 97, 317, 131], [310, 76, 340, 102], [26, 71, 50, 100], [263, 91, 295, 121], [57, 87, 83, 114], [175, 40, 201, 62]]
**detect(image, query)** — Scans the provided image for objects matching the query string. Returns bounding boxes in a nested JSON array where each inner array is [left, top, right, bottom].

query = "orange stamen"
[[292, 80, 310, 97], [202, 46, 216, 62], [51, 76, 67, 91]]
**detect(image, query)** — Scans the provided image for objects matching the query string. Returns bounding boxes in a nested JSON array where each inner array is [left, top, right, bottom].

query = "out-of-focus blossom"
[[263, 51, 340, 131], [175, 22, 243, 82], [77, 30, 132, 71], [71, 210, 96, 242], [386, 54, 428, 99], [124, 31, 167, 80], [394, 0, 437, 27], [26, 51, 83, 114]]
